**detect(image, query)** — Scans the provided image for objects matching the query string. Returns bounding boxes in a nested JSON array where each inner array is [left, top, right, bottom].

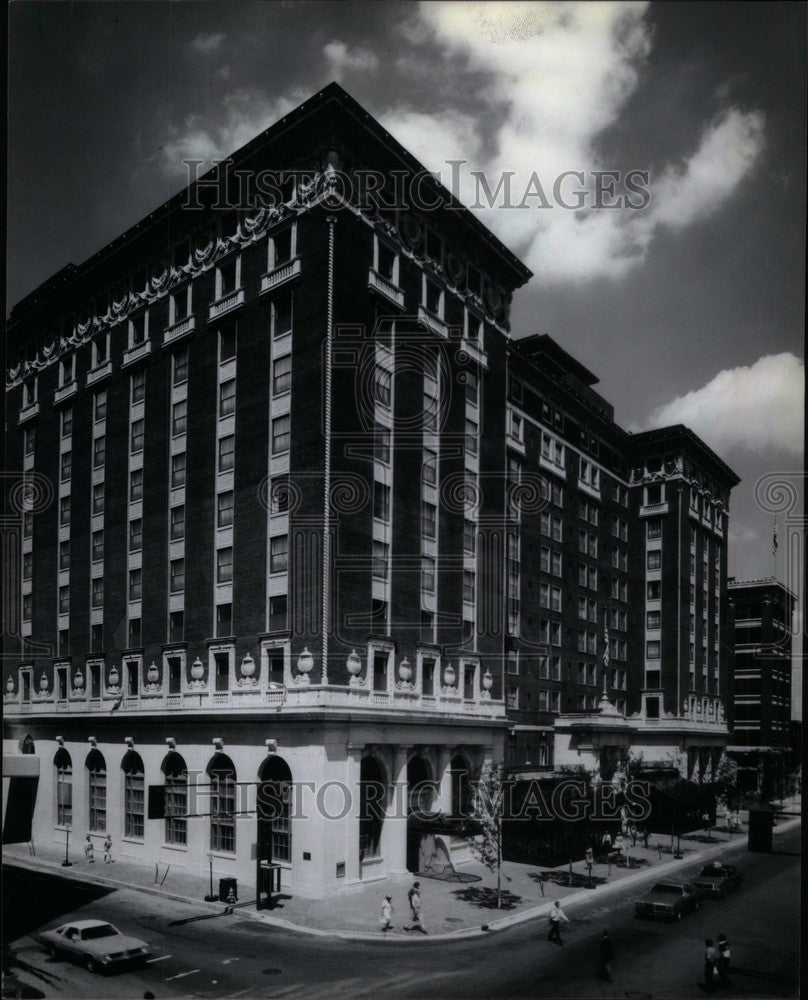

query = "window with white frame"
[[270, 535, 288, 574]]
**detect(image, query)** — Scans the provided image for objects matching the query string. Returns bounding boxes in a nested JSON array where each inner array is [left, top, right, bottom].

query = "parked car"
[[691, 861, 743, 897], [634, 879, 704, 921], [39, 919, 150, 974]]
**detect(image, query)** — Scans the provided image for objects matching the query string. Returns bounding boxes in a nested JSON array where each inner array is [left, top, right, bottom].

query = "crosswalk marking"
[[147, 954, 172, 963], [165, 968, 200, 981]]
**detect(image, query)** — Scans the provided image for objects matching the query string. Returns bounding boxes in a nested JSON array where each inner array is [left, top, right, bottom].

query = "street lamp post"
[[61, 825, 73, 867]]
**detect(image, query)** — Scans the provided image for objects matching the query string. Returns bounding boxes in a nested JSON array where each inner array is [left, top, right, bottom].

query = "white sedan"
[[39, 919, 150, 974]]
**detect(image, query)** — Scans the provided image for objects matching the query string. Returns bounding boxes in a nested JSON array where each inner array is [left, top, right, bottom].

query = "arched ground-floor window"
[[208, 753, 236, 853], [258, 756, 292, 862], [162, 751, 188, 846], [122, 750, 145, 838], [86, 749, 107, 832], [55, 747, 72, 827]]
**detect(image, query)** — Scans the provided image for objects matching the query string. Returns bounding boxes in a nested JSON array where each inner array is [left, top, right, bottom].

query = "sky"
[[7, 0, 805, 588]]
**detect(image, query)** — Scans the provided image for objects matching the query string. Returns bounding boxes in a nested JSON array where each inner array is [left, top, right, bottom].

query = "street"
[[4, 822, 799, 1000]]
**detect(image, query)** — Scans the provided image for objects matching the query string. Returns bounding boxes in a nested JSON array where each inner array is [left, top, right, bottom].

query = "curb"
[[6, 816, 799, 945]]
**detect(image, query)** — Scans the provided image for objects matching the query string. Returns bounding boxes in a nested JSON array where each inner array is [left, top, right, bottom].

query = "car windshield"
[[650, 884, 681, 895], [81, 925, 119, 940]]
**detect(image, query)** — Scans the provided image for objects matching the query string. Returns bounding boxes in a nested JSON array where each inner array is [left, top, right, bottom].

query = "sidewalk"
[[8, 818, 791, 943]]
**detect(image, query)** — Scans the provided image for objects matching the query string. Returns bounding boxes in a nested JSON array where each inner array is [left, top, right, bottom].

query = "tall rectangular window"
[[270, 535, 288, 574], [173, 348, 189, 386], [172, 400, 187, 437], [93, 437, 106, 469], [171, 454, 186, 489], [130, 419, 144, 453], [218, 435, 235, 472], [272, 355, 291, 395], [273, 292, 293, 339], [91, 577, 104, 608], [170, 505, 185, 541], [422, 502, 436, 539], [219, 378, 236, 418], [372, 541, 389, 580], [131, 370, 146, 403], [217, 491, 234, 528], [92, 483, 104, 514], [61, 451, 72, 482], [124, 767, 145, 839], [129, 569, 142, 601], [269, 595, 287, 632], [272, 415, 290, 454], [373, 481, 390, 522], [216, 547, 233, 584], [92, 530, 104, 562], [216, 603, 233, 637], [129, 470, 142, 503], [170, 559, 185, 593], [219, 324, 237, 362], [94, 390, 107, 422]]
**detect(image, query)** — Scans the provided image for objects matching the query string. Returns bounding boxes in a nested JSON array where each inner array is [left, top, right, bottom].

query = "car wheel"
[[86, 957, 99, 974], [47, 945, 58, 960]]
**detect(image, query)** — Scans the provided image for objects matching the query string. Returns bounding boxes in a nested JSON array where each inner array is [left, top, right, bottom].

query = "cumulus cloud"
[[323, 41, 378, 81], [643, 353, 804, 456], [160, 88, 303, 174], [191, 32, 226, 55], [392, 1, 765, 284]]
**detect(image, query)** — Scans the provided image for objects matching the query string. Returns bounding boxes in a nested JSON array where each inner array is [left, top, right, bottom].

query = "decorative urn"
[[346, 649, 362, 686], [481, 669, 493, 699], [108, 664, 120, 689], [73, 670, 85, 692], [239, 653, 256, 686], [147, 662, 159, 685], [443, 662, 456, 689], [39, 672, 48, 694], [297, 647, 314, 684], [5, 675, 14, 696], [398, 657, 413, 687], [191, 657, 205, 681]]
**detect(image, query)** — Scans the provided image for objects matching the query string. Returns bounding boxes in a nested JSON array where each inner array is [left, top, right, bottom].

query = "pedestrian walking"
[[379, 895, 393, 932], [601, 831, 612, 854], [404, 882, 427, 933], [730, 809, 739, 833], [716, 934, 731, 988], [103, 835, 113, 863], [704, 938, 719, 992], [613, 833, 624, 856], [598, 931, 614, 981], [546, 900, 569, 945], [84, 835, 95, 863], [630, 825, 637, 848], [642, 826, 650, 849]]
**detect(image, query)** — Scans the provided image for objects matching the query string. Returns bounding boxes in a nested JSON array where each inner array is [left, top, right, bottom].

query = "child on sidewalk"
[[84, 836, 95, 863], [103, 835, 113, 863]]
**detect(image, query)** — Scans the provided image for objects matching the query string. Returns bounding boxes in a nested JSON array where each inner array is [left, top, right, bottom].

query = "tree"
[[466, 760, 510, 909]]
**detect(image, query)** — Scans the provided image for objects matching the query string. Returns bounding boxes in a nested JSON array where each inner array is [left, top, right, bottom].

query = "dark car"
[[39, 919, 150, 974], [634, 879, 704, 921], [691, 861, 743, 898]]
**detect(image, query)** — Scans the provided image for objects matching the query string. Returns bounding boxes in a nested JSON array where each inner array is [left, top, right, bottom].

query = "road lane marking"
[[147, 955, 172, 963], [165, 969, 200, 981], [221, 956, 240, 964]]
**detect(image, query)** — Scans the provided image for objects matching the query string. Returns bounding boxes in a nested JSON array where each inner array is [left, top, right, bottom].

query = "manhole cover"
[[263, 968, 283, 976]]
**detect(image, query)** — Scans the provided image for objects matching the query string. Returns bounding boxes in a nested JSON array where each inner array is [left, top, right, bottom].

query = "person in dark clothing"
[[704, 938, 719, 992], [598, 932, 614, 981], [716, 934, 731, 988]]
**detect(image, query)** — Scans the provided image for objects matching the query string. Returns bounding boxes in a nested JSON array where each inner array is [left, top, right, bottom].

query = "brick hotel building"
[[3, 84, 739, 897]]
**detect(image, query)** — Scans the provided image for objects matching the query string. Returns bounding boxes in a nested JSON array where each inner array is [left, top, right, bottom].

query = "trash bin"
[[219, 877, 238, 901], [747, 808, 773, 852]]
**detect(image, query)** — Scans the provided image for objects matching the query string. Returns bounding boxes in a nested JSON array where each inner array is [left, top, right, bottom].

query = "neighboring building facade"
[[3, 84, 739, 895], [727, 578, 797, 794], [503, 341, 740, 783]]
